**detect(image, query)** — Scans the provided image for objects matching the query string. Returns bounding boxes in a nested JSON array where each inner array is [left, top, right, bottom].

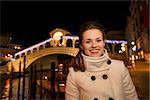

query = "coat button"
[[91, 76, 96, 81], [102, 74, 108, 79], [107, 60, 111, 64], [109, 97, 114, 100], [93, 98, 98, 100]]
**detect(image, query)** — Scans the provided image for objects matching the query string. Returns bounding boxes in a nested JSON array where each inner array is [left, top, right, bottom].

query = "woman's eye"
[[85, 41, 90, 43], [97, 40, 101, 42]]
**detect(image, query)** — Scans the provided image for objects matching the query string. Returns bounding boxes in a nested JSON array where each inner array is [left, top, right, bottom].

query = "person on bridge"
[[65, 20, 139, 100]]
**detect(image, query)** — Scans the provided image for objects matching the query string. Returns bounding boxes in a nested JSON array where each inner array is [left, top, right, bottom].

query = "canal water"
[[0, 73, 65, 100], [0, 74, 9, 100], [0, 74, 31, 100]]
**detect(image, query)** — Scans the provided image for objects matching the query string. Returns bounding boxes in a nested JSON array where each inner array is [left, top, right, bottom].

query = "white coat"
[[65, 50, 139, 100]]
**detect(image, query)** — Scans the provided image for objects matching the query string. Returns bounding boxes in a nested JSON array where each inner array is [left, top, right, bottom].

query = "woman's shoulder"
[[68, 67, 84, 77], [67, 67, 83, 82], [68, 67, 74, 72], [68, 67, 82, 73], [111, 59, 125, 64], [110, 59, 127, 70], [109, 59, 129, 76]]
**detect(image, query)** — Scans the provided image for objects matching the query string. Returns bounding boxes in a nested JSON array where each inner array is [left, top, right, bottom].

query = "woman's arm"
[[122, 64, 139, 100]]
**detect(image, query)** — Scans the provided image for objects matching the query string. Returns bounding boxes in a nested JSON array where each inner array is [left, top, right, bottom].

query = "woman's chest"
[[76, 71, 114, 96]]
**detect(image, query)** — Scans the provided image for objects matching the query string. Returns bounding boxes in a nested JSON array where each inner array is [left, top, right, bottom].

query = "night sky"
[[1, 1, 130, 48]]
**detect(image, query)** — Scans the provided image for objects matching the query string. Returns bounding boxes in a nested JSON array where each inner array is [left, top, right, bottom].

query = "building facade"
[[125, 0, 149, 62], [0, 34, 22, 65]]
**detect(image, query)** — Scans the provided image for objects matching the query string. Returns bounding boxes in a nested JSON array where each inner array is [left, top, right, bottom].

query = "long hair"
[[68, 20, 106, 72]]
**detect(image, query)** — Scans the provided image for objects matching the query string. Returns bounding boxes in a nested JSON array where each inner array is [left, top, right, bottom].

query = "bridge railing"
[[14, 36, 79, 59]]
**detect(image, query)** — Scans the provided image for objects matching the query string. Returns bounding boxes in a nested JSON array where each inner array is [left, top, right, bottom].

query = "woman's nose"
[[91, 41, 97, 48]]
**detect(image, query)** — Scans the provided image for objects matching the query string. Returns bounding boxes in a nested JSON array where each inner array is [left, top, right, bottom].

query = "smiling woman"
[[65, 20, 139, 100]]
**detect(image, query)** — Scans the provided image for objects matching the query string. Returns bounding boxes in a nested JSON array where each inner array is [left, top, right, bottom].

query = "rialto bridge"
[[0, 28, 80, 74], [0, 28, 128, 74]]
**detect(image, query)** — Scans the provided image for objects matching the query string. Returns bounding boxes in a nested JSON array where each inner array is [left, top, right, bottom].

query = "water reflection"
[[0, 74, 65, 100], [0, 75, 30, 100], [0, 78, 9, 100]]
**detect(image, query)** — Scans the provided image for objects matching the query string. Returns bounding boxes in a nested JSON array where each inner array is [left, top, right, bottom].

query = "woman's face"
[[81, 29, 105, 57]]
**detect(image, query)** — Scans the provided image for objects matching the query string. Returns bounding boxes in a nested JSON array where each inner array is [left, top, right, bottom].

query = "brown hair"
[[68, 20, 106, 72]]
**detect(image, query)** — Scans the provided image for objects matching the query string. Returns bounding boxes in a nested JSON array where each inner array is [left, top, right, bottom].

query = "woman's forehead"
[[82, 29, 103, 38]]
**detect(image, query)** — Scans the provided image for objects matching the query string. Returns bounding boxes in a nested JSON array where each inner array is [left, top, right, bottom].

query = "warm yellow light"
[[121, 46, 125, 51], [14, 46, 17, 49], [121, 43, 125, 47], [59, 63, 63, 66], [131, 41, 135, 45], [53, 31, 63, 40], [18, 47, 21, 49], [44, 76, 48, 80]]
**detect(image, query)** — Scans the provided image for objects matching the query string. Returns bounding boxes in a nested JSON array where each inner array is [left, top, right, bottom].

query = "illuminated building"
[[125, 0, 149, 62], [0, 34, 22, 65]]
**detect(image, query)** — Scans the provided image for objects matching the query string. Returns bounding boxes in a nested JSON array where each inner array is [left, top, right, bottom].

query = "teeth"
[[90, 50, 99, 52]]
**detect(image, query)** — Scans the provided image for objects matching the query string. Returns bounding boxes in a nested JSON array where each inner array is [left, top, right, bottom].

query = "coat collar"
[[81, 49, 111, 72]]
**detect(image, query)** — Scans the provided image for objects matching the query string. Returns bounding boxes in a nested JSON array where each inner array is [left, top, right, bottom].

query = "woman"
[[65, 21, 139, 100]]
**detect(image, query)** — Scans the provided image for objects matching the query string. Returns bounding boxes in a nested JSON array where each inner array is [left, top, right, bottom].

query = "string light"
[[14, 38, 54, 56], [14, 36, 79, 57], [105, 40, 127, 44]]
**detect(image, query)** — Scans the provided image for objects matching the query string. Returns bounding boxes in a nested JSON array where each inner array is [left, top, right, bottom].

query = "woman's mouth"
[[90, 49, 99, 53]]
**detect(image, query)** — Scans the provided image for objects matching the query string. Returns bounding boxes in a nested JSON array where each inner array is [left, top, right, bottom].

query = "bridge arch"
[[9, 47, 79, 72]]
